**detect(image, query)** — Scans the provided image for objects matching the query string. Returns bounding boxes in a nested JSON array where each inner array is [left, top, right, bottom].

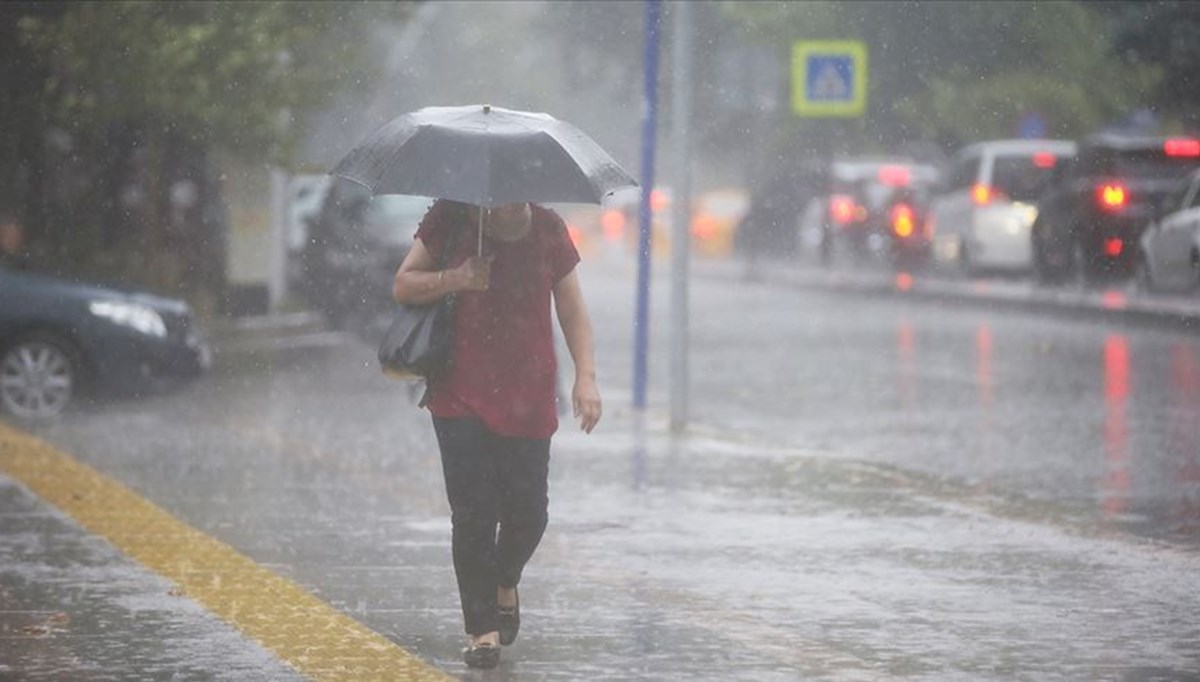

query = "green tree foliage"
[[17, 0, 404, 163], [1, 1, 408, 302], [1108, 0, 1200, 125], [725, 0, 1160, 149], [894, 2, 1159, 145]]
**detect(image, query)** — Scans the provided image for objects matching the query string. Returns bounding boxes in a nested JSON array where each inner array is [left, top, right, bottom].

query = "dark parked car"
[[884, 184, 936, 269], [808, 157, 941, 267], [0, 265, 210, 419], [294, 180, 430, 330], [1032, 133, 1200, 283]]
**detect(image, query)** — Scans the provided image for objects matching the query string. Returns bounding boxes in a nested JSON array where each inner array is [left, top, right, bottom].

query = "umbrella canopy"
[[331, 105, 637, 207]]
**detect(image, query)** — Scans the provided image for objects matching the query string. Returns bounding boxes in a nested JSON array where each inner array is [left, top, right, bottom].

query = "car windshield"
[[1111, 150, 1200, 181], [991, 155, 1065, 202], [362, 195, 434, 246]]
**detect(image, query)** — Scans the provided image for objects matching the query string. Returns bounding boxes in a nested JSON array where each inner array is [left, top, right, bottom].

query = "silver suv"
[[929, 139, 1076, 274]]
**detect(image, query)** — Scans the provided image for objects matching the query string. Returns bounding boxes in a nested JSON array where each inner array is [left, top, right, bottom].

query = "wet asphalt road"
[[639, 257, 1200, 546], [2, 251, 1199, 680]]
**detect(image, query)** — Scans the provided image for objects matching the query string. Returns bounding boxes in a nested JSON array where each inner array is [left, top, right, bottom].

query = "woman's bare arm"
[[393, 238, 492, 305], [553, 269, 601, 433]]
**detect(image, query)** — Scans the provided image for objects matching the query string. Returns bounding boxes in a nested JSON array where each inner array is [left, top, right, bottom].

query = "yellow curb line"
[[0, 422, 453, 682]]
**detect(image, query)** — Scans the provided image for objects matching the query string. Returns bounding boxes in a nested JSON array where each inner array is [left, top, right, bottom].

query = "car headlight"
[[1013, 202, 1038, 226], [89, 301, 168, 337]]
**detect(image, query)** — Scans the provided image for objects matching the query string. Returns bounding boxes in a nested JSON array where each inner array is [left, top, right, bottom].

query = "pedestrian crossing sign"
[[792, 41, 868, 118]]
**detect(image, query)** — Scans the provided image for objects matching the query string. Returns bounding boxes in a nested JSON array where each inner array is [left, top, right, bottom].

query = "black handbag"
[[377, 298, 456, 380], [377, 212, 462, 387]]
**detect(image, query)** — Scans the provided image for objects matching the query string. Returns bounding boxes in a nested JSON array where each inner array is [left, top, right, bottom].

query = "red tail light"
[[601, 209, 625, 241], [1164, 138, 1200, 157], [829, 194, 859, 225], [1033, 152, 1057, 169], [1105, 238, 1124, 257], [971, 183, 1007, 206], [691, 213, 718, 241], [890, 203, 915, 238], [878, 165, 911, 187], [1096, 182, 1128, 212]]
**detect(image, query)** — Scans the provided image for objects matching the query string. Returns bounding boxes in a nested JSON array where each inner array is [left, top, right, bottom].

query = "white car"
[[1137, 168, 1200, 292], [929, 139, 1076, 273]]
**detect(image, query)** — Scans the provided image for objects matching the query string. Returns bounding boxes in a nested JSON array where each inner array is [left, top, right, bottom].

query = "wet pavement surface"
[[0, 476, 305, 681], [2, 254, 1199, 680]]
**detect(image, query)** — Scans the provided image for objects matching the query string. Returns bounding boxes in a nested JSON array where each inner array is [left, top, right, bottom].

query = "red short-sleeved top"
[[415, 200, 580, 439]]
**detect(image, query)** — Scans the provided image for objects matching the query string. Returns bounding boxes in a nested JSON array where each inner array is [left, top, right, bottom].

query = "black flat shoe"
[[498, 587, 520, 646], [463, 642, 500, 669]]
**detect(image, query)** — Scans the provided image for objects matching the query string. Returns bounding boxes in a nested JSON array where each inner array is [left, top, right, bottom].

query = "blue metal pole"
[[634, 0, 660, 411]]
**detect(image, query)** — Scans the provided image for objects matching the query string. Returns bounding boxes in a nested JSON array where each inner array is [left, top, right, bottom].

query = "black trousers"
[[432, 416, 550, 636]]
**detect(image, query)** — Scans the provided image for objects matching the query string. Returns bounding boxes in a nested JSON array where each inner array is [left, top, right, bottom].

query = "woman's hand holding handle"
[[452, 255, 495, 291]]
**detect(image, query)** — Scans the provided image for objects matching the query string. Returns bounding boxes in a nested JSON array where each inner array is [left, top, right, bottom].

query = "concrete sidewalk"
[[0, 469, 308, 681]]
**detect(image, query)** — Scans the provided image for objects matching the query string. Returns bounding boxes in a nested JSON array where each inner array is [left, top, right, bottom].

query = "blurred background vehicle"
[[806, 157, 941, 267], [1032, 134, 1200, 284], [737, 160, 826, 260], [0, 265, 210, 420], [928, 139, 1076, 275], [603, 186, 749, 260], [293, 180, 431, 330], [1136, 167, 1200, 293], [690, 188, 751, 258], [885, 184, 935, 270], [595, 187, 670, 258], [285, 175, 333, 257]]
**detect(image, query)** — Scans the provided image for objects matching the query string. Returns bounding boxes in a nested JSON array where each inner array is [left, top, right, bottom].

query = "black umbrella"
[[331, 104, 637, 208]]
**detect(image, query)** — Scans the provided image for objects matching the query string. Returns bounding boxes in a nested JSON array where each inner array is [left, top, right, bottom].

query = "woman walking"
[[392, 199, 602, 669]]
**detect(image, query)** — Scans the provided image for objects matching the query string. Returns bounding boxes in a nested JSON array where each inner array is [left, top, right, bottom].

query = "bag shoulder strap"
[[417, 201, 464, 409]]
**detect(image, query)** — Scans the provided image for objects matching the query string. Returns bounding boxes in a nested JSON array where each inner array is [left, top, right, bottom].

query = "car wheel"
[[1192, 248, 1200, 294], [817, 226, 834, 267], [1065, 237, 1090, 289], [1032, 223, 1063, 285], [0, 333, 81, 420], [1133, 251, 1156, 294], [959, 239, 977, 278]]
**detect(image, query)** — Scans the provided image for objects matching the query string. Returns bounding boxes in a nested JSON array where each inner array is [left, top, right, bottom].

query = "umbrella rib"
[[537, 126, 610, 195], [336, 174, 375, 193], [372, 120, 426, 193], [331, 113, 426, 192]]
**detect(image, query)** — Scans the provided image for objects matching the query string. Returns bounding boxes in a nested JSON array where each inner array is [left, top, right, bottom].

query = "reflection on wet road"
[[1103, 334, 1130, 517], [1169, 342, 1200, 536], [628, 260, 1200, 545]]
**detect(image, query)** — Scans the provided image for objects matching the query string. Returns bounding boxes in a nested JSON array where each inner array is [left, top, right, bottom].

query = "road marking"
[[0, 422, 453, 682]]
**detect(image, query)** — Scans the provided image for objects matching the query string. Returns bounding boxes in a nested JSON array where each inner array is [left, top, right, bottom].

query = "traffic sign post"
[[791, 41, 868, 118]]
